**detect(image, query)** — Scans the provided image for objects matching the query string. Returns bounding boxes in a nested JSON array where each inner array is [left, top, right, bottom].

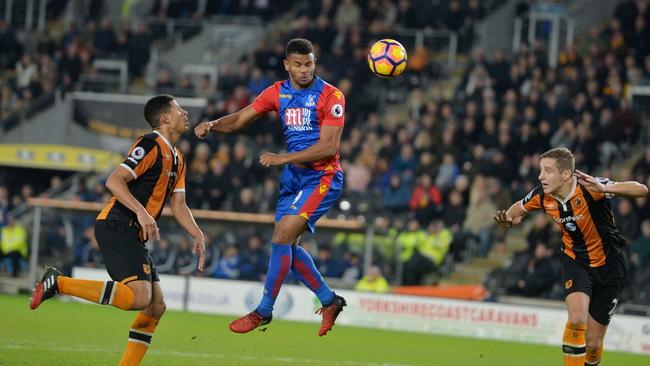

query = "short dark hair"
[[541, 147, 575, 173], [285, 38, 314, 58], [143, 94, 174, 129]]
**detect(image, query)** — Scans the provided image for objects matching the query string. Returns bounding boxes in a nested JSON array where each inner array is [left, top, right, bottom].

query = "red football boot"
[[228, 311, 272, 333], [30, 266, 61, 310], [316, 294, 346, 336]]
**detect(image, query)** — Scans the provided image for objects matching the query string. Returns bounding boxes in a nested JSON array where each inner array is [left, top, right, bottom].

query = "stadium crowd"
[[1, 1, 649, 304]]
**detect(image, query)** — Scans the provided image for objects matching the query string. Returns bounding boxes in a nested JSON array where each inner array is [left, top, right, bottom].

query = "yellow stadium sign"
[[0, 144, 123, 172]]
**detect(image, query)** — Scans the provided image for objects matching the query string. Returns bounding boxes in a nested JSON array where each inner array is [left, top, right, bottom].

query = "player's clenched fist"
[[260, 152, 286, 167], [194, 121, 213, 139]]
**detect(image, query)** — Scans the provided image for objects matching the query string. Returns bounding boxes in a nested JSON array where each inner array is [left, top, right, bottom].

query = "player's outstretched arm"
[[575, 169, 649, 198], [170, 192, 205, 272], [194, 105, 260, 138], [106, 166, 159, 241], [494, 201, 526, 229], [260, 125, 343, 167]]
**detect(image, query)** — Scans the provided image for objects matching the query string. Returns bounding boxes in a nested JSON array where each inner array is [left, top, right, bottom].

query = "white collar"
[[550, 176, 577, 204]]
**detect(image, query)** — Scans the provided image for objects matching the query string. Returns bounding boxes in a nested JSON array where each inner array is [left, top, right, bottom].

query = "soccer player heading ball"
[[494, 147, 648, 366], [194, 38, 347, 336]]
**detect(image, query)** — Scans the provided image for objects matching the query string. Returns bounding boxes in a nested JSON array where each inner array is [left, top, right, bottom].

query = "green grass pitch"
[[0, 294, 647, 365]]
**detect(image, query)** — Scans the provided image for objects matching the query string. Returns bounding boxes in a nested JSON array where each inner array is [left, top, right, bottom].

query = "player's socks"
[[119, 312, 159, 366], [585, 344, 603, 365], [58, 276, 135, 310], [291, 245, 335, 305], [256, 242, 292, 317], [562, 322, 587, 366]]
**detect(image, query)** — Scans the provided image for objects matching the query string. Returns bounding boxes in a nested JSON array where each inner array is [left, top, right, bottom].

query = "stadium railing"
[[513, 10, 575, 67], [2, 0, 47, 32], [25, 197, 368, 288], [630, 84, 650, 145], [79, 59, 130, 93], [386, 29, 458, 71], [0, 89, 59, 134], [142, 14, 263, 45]]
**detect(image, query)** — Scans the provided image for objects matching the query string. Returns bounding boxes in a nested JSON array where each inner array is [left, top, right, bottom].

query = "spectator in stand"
[[93, 19, 117, 57], [0, 186, 9, 227], [247, 67, 271, 96], [526, 213, 552, 254], [341, 251, 362, 287], [507, 243, 557, 297], [15, 54, 38, 89], [345, 156, 372, 199], [354, 265, 389, 293], [382, 173, 412, 213], [239, 235, 268, 281], [630, 220, 650, 269], [212, 244, 241, 280], [174, 236, 197, 275], [205, 158, 229, 210], [0, 215, 29, 277], [73, 225, 103, 268], [435, 153, 461, 190], [615, 198, 640, 244], [409, 174, 443, 227], [315, 245, 343, 278], [233, 187, 259, 213], [150, 238, 175, 274], [421, 219, 453, 269], [463, 176, 497, 257], [156, 68, 176, 92], [399, 219, 432, 285]]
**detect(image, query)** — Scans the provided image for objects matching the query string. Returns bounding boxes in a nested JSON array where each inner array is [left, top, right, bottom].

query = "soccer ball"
[[368, 39, 408, 78]]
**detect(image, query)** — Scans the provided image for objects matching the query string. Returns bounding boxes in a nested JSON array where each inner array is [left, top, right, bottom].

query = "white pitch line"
[[1, 343, 411, 366]]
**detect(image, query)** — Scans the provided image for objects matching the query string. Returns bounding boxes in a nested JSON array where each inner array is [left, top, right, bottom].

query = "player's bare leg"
[[126, 280, 153, 310], [271, 215, 308, 244], [563, 292, 589, 365], [585, 314, 607, 366], [119, 281, 165, 366]]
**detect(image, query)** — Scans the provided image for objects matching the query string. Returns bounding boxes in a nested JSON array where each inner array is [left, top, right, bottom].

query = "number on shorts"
[[291, 190, 303, 206], [608, 298, 619, 321]]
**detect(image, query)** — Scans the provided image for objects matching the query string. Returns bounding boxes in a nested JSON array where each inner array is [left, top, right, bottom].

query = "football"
[[367, 39, 408, 78]]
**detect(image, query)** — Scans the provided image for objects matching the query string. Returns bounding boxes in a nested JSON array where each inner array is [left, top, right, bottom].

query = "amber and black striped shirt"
[[97, 131, 186, 223], [520, 177, 625, 268]]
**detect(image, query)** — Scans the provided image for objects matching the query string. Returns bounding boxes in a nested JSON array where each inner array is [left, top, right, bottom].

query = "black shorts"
[[561, 252, 627, 325], [95, 219, 159, 283]]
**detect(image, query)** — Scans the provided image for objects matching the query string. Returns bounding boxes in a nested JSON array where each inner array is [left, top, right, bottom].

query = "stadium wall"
[[72, 267, 650, 355]]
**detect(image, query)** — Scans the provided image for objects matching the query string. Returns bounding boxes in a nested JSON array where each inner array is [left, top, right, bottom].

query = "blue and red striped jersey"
[[251, 76, 345, 171]]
